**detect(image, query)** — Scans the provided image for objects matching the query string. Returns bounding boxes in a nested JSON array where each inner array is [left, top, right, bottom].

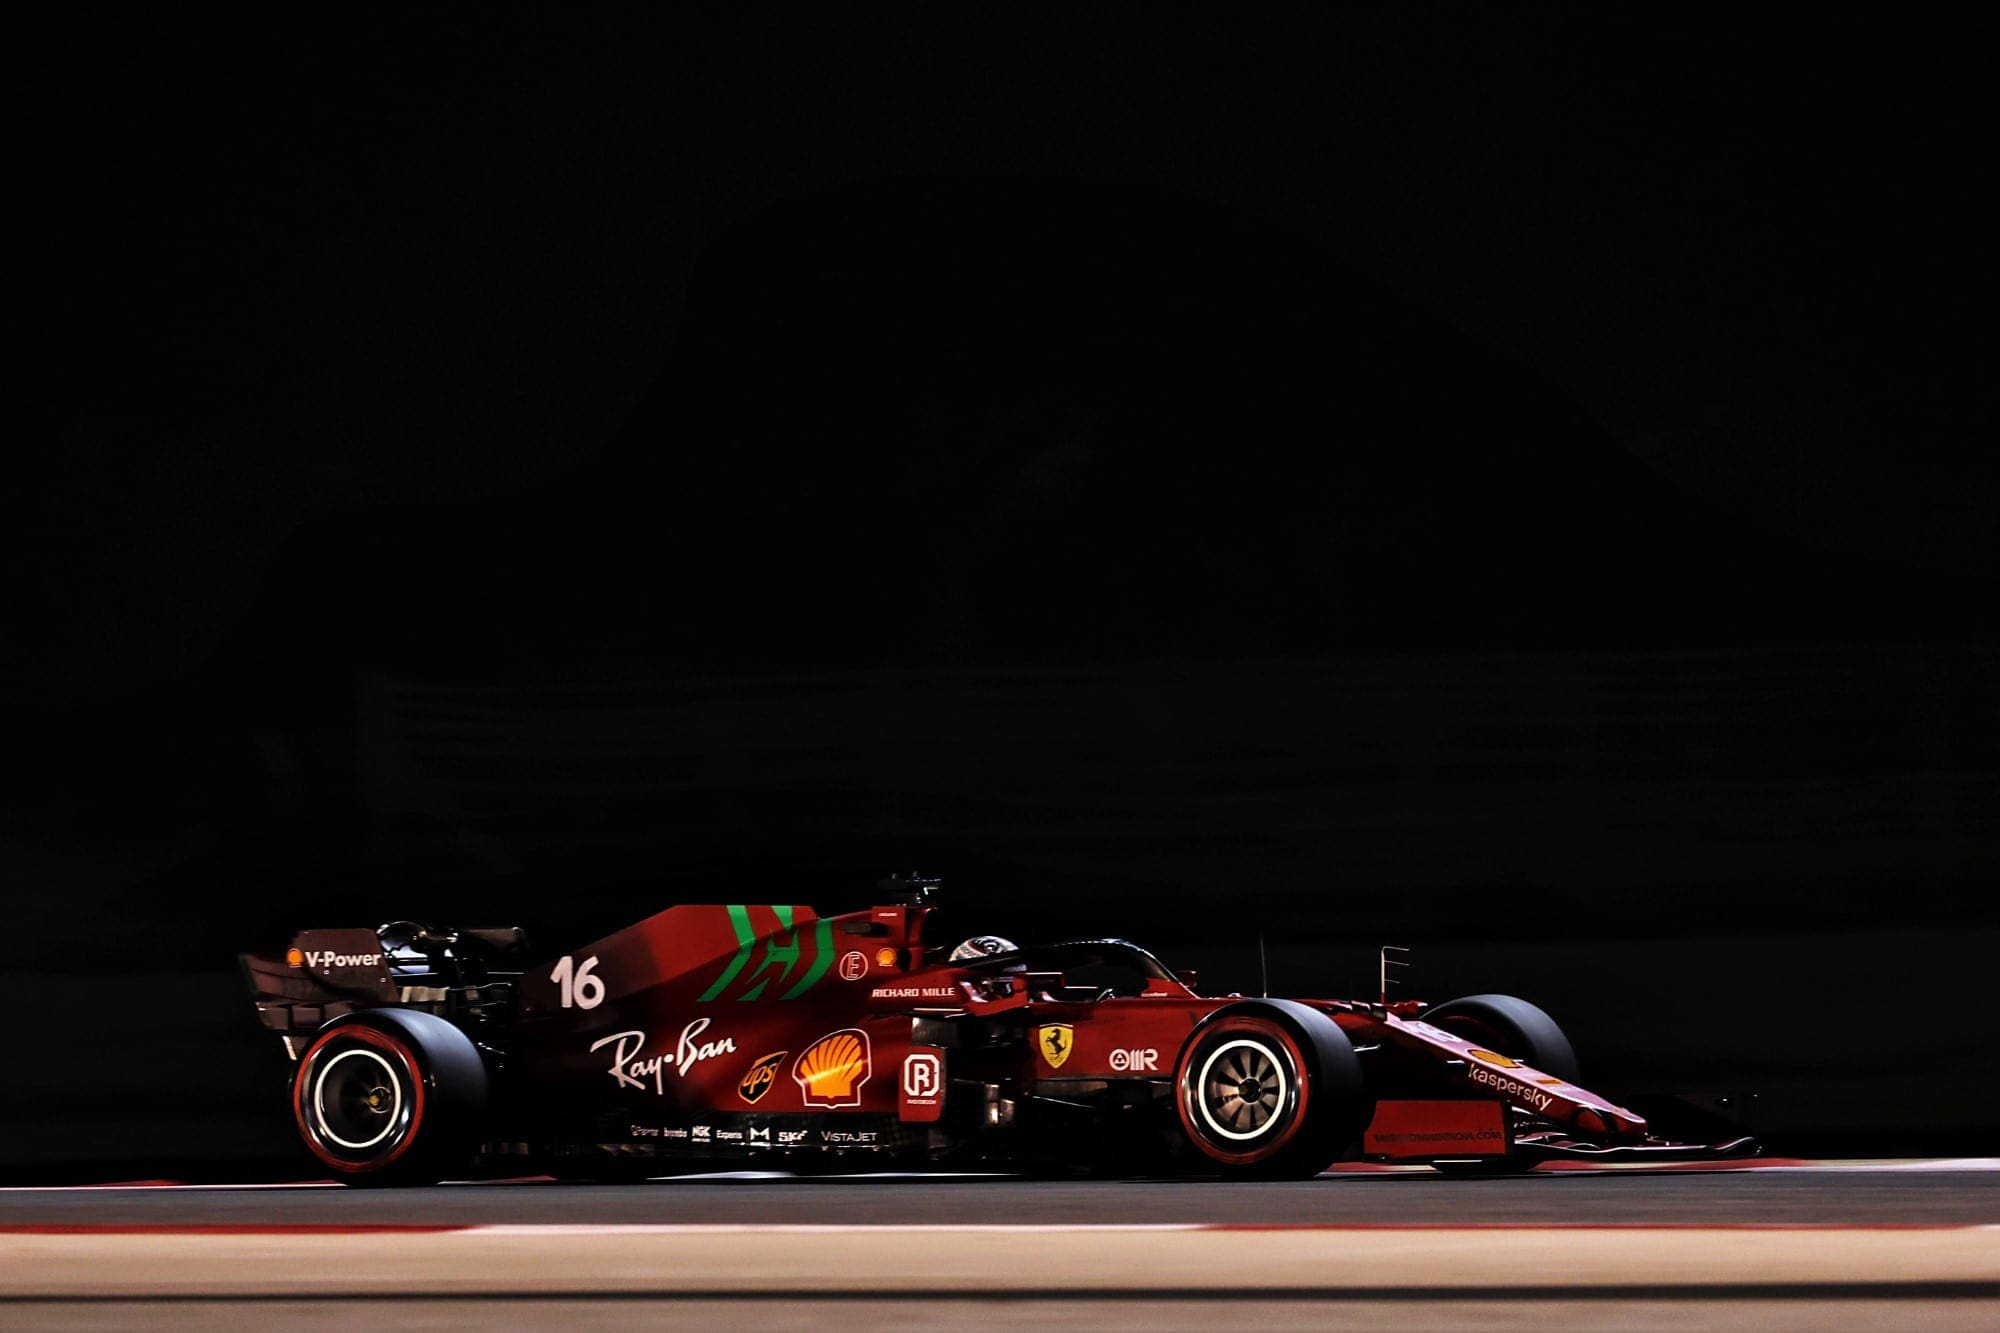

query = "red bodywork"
[[508, 900, 1649, 1160], [248, 897, 1750, 1175]]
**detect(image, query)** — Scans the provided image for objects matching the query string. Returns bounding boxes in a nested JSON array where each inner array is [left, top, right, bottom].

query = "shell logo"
[[1468, 1048, 1520, 1069], [792, 1029, 871, 1108], [285, 947, 305, 967]]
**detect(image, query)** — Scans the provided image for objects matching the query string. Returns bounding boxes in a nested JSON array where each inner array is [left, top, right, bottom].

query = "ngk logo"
[[1108, 1048, 1159, 1072]]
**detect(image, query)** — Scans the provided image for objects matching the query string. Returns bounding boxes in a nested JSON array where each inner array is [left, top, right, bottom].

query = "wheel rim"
[[1194, 1037, 1289, 1142], [294, 1027, 425, 1171], [312, 1048, 406, 1151]]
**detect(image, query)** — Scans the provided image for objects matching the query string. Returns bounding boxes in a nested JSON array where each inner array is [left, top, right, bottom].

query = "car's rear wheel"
[[1174, 1004, 1366, 1178], [292, 1011, 486, 1186]]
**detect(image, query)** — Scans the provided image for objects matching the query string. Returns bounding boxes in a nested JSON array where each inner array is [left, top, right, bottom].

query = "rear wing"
[[239, 928, 396, 1060]]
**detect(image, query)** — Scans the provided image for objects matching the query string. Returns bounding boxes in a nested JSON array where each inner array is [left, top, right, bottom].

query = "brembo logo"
[[289, 948, 382, 970], [1466, 1063, 1555, 1113]]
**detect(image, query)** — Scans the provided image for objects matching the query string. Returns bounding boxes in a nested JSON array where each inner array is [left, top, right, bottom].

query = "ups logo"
[[738, 1051, 788, 1104]]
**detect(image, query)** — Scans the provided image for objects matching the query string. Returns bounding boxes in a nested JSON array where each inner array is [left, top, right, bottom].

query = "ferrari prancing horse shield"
[[1037, 1023, 1073, 1069]]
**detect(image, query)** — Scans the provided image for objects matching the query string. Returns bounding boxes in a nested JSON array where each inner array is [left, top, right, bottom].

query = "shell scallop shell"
[[793, 1029, 869, 1104]]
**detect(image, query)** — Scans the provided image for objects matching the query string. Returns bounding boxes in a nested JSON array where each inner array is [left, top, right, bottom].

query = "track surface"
[[5, 1160, 1998, 1226], [5, 1163, 1997, 1329]]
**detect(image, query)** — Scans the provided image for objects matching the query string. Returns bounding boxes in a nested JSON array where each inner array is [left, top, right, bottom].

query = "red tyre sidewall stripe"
[[1175, 1018, 1310, 1167], [292, 1024, 428, 1175]]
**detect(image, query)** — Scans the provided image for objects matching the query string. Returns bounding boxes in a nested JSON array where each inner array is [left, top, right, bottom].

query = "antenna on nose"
[[1379, 944, 1410, 1007], [878, 871, 940, 906]]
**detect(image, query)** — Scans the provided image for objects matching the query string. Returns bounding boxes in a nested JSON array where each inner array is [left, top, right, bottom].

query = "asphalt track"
[[4, 1161, 1997, 1328]]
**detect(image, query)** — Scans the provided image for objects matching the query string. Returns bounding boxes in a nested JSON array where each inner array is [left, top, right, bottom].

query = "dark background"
[[9, 10, 1994, 1178]]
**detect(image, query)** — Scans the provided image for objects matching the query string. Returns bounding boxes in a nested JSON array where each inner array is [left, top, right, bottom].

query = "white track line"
[[461, 1222, 2000, 1237]]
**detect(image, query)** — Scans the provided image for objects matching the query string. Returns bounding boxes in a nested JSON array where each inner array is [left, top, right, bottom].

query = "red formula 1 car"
[[240, 880, 1755, 1183]]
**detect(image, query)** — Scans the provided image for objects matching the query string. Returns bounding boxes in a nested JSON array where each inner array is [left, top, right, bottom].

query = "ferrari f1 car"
[[240, 880, 1755, 1183]]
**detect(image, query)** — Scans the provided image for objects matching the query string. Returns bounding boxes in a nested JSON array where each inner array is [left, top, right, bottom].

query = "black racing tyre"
[[291, 1009, 488, 1186], [1173, 1000, 1368, 1179], [1420, 993, 1580, 1085], [1418, 995, 1577, 1178]]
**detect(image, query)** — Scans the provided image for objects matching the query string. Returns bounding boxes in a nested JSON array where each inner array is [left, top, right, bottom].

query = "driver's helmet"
[[948, 934, 1018, 962]]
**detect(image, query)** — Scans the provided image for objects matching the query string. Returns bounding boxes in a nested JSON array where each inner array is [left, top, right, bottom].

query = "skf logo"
[[1468, 1048, 1520, 1069], [738, 1051, 787, 1104], [793, 1029, 871, 1108], [1037, 1024, 1073, 1070]]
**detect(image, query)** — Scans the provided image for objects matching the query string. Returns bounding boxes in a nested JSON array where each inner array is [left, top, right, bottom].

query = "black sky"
[[11, 10, 1997, 950], [9, 15, 2000, 1174]]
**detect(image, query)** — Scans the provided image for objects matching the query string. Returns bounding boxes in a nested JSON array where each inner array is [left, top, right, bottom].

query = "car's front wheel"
[[1420, 993, 1580, 1175], [1421, 993, 1580, 1084], [1173, 1003, 1366, 1178]]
